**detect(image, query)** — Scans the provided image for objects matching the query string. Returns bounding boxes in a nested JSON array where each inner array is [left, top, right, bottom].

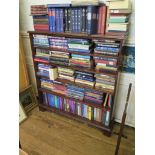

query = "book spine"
[[97, 7, 101, 34], [48, 8, 52, 32], [68, 8, 71, 32], [81, 7, 86, 32], [74, 8, 78, 33], [65, 8, 68, 32], [87, 6, 98, 34], [77, 8, 82, 32], [101, 6, 107, 34], [52, 8, 56, 32], [59, 8, 64, 32], [71, 8, 75, 32], [55, 9, 59, 32]]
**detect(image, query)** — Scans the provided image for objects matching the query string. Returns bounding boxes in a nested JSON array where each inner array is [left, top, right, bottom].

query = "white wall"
[[19, 0, 135, 127]]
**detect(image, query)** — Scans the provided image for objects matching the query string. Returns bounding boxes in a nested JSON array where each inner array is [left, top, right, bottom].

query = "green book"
[[54, 96, 58, 108], [108, 18, 128, 23]]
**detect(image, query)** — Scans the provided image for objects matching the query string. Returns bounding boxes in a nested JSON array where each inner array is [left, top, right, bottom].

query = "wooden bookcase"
[[28, 31, 125, 136]]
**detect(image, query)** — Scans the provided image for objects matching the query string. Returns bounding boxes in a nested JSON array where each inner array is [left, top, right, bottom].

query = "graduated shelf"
[[39, 103, 112, 133], [39, 88, 111, 109], [34, 46, 120, 59], [37, 74, 114, 94], [33, 59, 118, 75]]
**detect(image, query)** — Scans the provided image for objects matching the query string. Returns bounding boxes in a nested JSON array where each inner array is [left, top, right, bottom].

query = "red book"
[[97, 7, 102, 34], [95, 60, 117, 66], [100, 6, 107, 34], [34, 58, 49, 64]]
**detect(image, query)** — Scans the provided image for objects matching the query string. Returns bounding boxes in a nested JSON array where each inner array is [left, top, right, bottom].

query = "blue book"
[[52, 8, 56, 32], [72, 54, 90, 59], [77, 8, 82, 32], [86, 6, 98, 34], [55, 9, 59, 32], [68, 48, 91, 53], [84, 105, 87, 118], [48, 8, 52, 32], [74, 8, 78, 33], [47, 4, 70, 7], [59, 8, 64, 32], [105, 111, 110, 126], [71, 8, 75, 32]]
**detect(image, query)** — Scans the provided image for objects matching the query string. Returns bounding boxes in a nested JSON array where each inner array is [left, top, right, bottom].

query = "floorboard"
[[19, 107, 135, 155]]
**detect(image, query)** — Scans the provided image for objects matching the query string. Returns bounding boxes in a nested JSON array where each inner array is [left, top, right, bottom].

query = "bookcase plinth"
[[38, 103, 113, 134]]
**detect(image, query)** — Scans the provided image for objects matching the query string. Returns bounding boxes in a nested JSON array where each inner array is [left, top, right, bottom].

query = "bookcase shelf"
[[34, 59, 118, 75], [39, 88, 109, 109], [28, 30, 124, 136], [36, 74, 114, 94], [34, 46, 120, 59]]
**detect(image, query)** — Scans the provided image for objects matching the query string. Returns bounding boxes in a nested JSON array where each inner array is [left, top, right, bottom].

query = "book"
[[98, 5, 107, 34], [86, 6, 98, 34], [81, 7, 86, 32], [104, 94, 109, 107], [109, 0, 132, 9], [47, 4, 71, 7], [49, 68, 58, 80], [59, 8, 64, 32], [64, 8, 68, 32]]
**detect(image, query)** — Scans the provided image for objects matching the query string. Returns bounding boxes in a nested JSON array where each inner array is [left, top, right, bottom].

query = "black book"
[[86, 6, 98, 34], [68, 8, 71, 32], [82, 7, 86, 32], [64, 8, 68, 32]]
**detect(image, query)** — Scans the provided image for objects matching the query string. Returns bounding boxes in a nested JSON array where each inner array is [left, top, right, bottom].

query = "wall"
[[19, 0, 135, 127]]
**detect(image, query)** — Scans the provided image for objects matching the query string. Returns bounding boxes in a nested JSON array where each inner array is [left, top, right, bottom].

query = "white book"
[[109, 0, 132, 9]]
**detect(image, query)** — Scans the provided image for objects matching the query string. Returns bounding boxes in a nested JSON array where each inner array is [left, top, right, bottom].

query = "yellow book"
[[88, 107, 92, 120], [49, 68, 58, 80], [104, 94, 109, 107]]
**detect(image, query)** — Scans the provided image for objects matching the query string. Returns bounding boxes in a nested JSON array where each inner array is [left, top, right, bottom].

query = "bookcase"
[[28, 30, 125, 136]]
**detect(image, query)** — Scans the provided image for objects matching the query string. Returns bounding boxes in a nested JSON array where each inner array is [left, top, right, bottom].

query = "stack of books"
[[75, 71, 95, 87], [33, 35, 49, 47], [95, 74, 115, 91], [49, 37, 68, 50], [67, 38, 92, 53], [31, 5, 48, 31], [31, 1, 107, 34], [31, 5, 48, 15], [47, 4, 70, 32], [37, 64, 58, 80], [58, 67, 75, 82], [94, 56, 118, 71], [67, 85, 85, 100], [84, 89, 104, 105], [93, 39, 120, 56], [41, 79, 54, 90], [106, 0, 131, 36], [53, 81, 67, 95], [37, 64, 51, 77], [69, 54, 92, 68], [50, 51, 70, 66], [35, 48, 50, 61]]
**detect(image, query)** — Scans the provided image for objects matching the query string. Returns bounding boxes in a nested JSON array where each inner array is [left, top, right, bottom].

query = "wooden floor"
[[19, 107, 135, 155]]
